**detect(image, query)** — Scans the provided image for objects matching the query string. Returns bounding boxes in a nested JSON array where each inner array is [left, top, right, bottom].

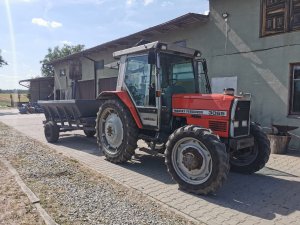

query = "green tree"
[[0, 50, 8, 67], [40, 44, 85, 77]]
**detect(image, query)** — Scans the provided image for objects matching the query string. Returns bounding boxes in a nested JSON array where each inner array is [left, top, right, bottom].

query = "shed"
[[19, 77, 54, 102]]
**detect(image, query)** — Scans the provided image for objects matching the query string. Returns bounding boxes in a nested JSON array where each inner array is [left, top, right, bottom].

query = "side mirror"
[[148, 50, 156, 65]]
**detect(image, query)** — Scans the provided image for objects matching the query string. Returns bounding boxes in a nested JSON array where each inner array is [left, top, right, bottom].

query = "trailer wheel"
[[96, 99, 138, 163], [44, 121, 59, 143], [230, 123, 270, 174], [165, 125, 229, 195], [84, 130, 96, 137]]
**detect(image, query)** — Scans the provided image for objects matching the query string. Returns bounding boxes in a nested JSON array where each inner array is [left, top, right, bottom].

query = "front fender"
[[97, 91, 143, 129]]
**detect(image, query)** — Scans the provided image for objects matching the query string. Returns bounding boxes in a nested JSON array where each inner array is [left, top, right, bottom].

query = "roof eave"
[[48, 13, 208, 65]]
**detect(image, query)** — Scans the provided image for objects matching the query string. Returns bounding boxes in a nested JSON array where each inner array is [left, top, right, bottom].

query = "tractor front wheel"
[[96, 99, 138, 163], [165, 125, 229, 195], [230, 123, 270, 174]]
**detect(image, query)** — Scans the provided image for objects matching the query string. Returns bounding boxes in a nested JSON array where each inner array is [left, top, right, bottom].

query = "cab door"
[[123, 54, 159, 130]]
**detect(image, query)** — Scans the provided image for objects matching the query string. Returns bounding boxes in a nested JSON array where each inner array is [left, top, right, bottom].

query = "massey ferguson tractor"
[[39, 41, 270, 195]]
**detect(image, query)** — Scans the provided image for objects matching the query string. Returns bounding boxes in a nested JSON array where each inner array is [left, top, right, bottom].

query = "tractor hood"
[[172, 93, 235, 120]]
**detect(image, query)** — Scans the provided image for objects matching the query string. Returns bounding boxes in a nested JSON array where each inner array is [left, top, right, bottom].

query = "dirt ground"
[[0, 161, 44, 225]]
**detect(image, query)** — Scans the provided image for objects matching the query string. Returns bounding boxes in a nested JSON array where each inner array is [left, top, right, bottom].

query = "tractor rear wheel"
[[230, 123, 270, 174], [165, 125, 229, 195], [96, 99, 138, 163], [44, 121, 59, 143]]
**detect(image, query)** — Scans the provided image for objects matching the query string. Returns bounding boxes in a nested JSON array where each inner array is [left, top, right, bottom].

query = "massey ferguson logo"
[[173, 109, 227, 117]]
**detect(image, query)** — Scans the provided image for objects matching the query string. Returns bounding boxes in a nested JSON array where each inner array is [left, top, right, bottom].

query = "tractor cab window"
[[172, 63, 195, 93], [160, 53, 196, 94], [124, 54, 155, 107], [197, 61, 211, 94]]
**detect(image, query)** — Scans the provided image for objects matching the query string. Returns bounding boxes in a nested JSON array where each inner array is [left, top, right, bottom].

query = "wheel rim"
[[230, 142, 258, 166], [100, 108, 124, 154], [171, 137, 213, 185]]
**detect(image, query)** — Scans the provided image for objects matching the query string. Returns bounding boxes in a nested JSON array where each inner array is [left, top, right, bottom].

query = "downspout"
[[83, 56, 97, 99]]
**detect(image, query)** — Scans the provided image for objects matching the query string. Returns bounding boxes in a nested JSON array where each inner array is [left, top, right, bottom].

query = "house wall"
[[52, 1, 300, 147], [201, 0, 300, 148]]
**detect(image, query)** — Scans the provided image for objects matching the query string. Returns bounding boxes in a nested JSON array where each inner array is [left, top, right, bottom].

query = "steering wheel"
[[169, 78, 178, 86]]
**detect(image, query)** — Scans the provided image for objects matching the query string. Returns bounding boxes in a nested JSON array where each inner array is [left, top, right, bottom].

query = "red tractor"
[[94, 41, 270, 195]]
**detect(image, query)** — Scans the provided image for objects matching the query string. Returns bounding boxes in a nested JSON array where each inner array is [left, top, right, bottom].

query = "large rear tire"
[[96, 99, 138, 163], [44, 121, 59, 143], [230, 123, 270, 174], [165, 125, 229, 195]]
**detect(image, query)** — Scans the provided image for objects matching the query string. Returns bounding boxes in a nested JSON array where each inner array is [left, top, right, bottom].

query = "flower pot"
[[267, 134, 291, 154]]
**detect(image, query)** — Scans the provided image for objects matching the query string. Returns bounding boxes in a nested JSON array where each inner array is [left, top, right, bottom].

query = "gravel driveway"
[[0, 122, 198, 225]]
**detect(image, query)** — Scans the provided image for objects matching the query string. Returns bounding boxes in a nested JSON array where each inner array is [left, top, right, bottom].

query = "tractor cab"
[[113, 41, 211, 133]]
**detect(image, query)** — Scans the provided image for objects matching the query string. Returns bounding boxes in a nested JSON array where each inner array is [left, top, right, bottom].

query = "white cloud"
[[203, 10, 210, 15], [161, 1, 173, 7], [6, 0, 39, 3], [32, 18, 48, 27], [126, 0, 135, 5], [144, 0, 154, 6], [61, 0, 106, 4], [60, 40, 72, 45], [50, 21, 62, 28], [31, 18, 62, 28]]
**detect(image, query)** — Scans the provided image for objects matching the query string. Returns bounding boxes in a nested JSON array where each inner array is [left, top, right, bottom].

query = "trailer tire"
[[84, 130, 96, 137], [165, 125, 229, 195], [230, 123, 270, 174], [96, 99, 138, 163], [44, 121, 59, 143]]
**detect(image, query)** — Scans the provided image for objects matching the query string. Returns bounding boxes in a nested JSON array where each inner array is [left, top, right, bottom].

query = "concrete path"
[[1, 109, 299, 225]]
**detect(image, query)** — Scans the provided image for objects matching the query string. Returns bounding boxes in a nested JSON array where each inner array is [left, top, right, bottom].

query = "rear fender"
[[97, 91, 143, 129]]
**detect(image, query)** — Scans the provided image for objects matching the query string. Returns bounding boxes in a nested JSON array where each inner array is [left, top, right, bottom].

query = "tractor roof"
[[112, 41, 201, 59]]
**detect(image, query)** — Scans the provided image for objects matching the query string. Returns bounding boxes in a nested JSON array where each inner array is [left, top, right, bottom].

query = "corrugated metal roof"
[[49, 13, 208, 65]]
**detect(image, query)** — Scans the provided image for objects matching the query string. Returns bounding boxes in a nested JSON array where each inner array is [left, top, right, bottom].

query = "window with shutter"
[[261, 0, 300, 36], [291, 0, 300, 30], [261, 0, 288, 36], [289, 63, 300, 115]]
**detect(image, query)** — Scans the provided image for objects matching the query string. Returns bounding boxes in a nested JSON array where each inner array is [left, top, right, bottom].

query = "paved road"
[[1, 109, 299, 225]]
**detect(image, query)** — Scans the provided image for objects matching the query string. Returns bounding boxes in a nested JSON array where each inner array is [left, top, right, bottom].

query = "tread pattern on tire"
[[84, 130, 96, 137], [165, 125, 230, 195], [230, 123, 271, 174], [96, 99, 138, 163]]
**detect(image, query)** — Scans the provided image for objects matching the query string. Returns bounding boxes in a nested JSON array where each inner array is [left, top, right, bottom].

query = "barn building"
[[49, 0, 300, 149]]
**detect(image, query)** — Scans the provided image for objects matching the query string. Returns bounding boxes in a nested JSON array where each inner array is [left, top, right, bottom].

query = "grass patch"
[[0, 93, 29, 108]]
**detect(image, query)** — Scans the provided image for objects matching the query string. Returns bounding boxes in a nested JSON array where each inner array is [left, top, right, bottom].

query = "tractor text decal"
[[173, 109, 227, 117]]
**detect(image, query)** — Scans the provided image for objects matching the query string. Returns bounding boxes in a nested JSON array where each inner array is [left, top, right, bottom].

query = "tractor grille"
[[233, 100, 251, 137], [209, 121, 227, 132]]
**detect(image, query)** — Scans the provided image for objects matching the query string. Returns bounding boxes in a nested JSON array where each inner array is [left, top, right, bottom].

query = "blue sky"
[[0, 0, 209, 89]]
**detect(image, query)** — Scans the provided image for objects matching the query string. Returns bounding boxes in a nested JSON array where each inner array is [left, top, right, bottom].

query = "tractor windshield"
[[160, 53, 197, 94]]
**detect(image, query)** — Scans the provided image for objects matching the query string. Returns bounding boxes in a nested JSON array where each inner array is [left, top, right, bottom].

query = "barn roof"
[[49, 13, 208, 65]]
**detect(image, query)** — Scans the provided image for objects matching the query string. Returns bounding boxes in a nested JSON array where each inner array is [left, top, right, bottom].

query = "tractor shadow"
[[121, 152, 175, 184], [200, 168, 300, 220], [119, 150, 300, 220], [53, 134, 102, 156], [50, 135, 300, 220]]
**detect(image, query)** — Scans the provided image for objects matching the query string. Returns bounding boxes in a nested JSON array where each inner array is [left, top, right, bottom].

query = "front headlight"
[[242, 120, 248, 127], [234, 121, 239, 128]]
